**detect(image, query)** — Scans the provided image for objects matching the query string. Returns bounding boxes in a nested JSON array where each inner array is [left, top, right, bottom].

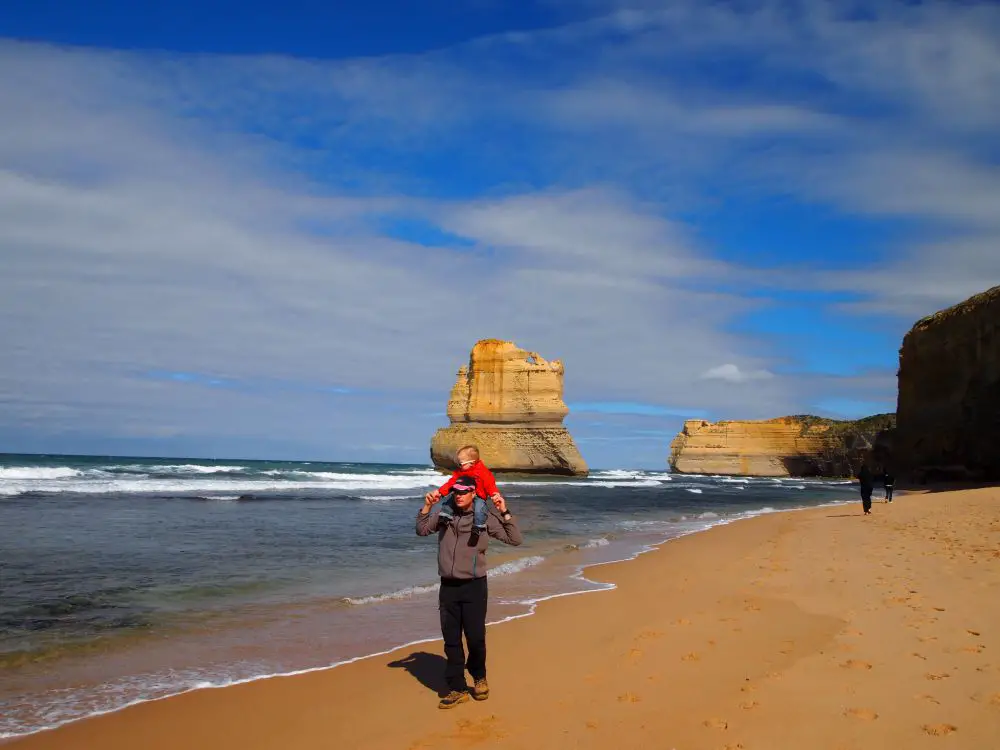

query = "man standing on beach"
[[417, 476, 523, 708]]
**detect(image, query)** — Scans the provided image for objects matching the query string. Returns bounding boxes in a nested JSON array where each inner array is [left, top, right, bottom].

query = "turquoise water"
[[0, 453, 858, 738]]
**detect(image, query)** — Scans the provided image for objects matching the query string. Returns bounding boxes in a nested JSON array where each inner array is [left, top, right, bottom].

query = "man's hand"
[[421, 490, 439, 514], [491, 493, 508, 514]]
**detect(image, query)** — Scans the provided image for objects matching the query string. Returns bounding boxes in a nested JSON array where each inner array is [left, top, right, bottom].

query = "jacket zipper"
[[450, 513, 460, 578]]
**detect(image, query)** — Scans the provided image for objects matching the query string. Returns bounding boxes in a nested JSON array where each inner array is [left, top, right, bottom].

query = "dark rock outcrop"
[[895, 285, 1000, 482]]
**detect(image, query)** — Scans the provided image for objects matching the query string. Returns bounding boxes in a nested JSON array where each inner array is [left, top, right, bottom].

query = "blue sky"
[[1, 0, 998, 468]]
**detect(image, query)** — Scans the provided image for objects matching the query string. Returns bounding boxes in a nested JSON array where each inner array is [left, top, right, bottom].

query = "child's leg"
[[438, 496, 456, 523], [473, 496, 488, 530]]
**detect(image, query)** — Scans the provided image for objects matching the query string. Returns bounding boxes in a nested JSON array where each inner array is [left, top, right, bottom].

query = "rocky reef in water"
[[430, 339, 588, 476], [894, 284, 1000, 483], [668, 414, 895, 478]]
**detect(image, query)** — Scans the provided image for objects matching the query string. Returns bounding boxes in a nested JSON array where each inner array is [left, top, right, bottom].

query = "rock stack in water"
[[895, 284, 1000, 482], [430, 340, 588, 476]]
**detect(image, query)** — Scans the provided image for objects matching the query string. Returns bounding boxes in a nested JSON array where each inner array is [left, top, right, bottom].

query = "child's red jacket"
[[438, 459, 499, 499]]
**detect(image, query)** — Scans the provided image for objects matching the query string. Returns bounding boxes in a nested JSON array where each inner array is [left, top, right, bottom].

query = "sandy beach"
[[8, 486, 999, 750]]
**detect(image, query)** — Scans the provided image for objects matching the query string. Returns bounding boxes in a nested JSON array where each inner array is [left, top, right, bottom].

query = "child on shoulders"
[[429, 445, 504, 535]]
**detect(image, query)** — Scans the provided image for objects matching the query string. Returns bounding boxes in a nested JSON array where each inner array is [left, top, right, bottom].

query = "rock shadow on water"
[[387, 651, 449, 696]]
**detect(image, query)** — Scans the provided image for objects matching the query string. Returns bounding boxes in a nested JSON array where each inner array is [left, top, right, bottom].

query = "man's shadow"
[[387, 651, 449, 696]]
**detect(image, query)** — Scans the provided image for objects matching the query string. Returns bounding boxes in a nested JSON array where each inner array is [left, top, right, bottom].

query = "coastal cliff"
[[895, 285, 1000, 482], [430, 340, 588, 476], [669, 414, 894, 477]]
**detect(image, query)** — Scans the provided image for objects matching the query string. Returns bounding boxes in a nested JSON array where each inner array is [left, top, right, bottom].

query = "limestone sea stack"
[[669, 415, 894, 477], [430, 340, 589, 476], [895, 284, 1000, 482]]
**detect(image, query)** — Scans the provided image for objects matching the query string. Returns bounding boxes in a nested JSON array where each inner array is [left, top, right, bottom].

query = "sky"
[[1, 0, 998, 469]]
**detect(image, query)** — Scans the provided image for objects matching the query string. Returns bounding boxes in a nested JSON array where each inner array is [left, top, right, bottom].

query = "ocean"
[[0, 453, 858, 738]]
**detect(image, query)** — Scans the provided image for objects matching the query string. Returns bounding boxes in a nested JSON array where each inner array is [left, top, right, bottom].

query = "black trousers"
[[861, 487, 872, 513], [439, 576, 488, 691]]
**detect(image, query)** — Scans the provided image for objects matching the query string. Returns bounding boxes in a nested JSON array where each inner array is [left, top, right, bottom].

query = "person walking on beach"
[[882, 469, 895, 503], [858, 464, 874, 515], [417, 475, 523, 709]]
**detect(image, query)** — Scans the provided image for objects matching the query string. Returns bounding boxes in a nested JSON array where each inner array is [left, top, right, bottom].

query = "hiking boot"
[[471, 677, 490, 701], [438, 690, 470, 709]]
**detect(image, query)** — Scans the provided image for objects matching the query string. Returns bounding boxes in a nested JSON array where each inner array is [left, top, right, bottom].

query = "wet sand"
[[8, 486, 999, 749]]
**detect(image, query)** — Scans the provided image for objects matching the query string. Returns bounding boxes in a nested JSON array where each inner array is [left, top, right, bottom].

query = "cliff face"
[[669, 414, 895, 477], [895, 285, 1000, 482], [431, 340, 588, 476]]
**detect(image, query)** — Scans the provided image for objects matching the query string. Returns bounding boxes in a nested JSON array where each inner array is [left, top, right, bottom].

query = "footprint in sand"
[[916, 694, 941, 704], [674, 618, 692, 626], [957, 645, 986, 654], [841, 660, 873, 670], [967, 629, 981, 636], [682, 652, 701, 662], [933, 607, 946, 612], [925, 672, 950, 681], [617, 692, 641, 703], [702, 718, 728, 730], [739, 700, 759, 710], [844, 708, 879, 721], [447, 717, 507, 743], [912, 652, 928, 660], [922, 724, 958, 736], [626, 647, 643, 662], [988, 693, 1000, 706]]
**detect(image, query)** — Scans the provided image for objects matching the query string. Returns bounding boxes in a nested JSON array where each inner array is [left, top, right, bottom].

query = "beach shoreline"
[[1, 492, 841, 742], [1, 465, 855, 740], [7, 486, 999, 749]]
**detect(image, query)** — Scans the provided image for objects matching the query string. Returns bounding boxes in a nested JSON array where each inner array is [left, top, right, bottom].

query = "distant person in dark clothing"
[[882, 470, 895, 502], [858, 464, 874, 514]]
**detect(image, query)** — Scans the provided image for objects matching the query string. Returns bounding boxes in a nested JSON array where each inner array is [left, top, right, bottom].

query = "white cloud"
[[2, 0, 998, 464], [701, 364, 775, 384]]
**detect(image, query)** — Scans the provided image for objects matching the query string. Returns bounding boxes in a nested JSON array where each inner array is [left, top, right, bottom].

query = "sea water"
[[0, 454, 857, 737]]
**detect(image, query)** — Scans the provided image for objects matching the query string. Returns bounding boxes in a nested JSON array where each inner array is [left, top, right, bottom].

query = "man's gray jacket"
[[416, 501, 523, 579]]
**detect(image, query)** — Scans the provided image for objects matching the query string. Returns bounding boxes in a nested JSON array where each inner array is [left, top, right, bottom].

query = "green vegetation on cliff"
[[786, 413, 895, 476], [788, 413, 896, 438]]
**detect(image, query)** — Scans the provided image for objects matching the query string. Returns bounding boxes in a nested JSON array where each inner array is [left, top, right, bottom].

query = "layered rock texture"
[[895, 285, 1000, 482], [430, 340, 588, 476], [669, 414, 895, 477]]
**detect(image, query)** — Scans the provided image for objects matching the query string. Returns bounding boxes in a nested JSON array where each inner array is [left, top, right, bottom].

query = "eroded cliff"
[[669, 414, 895, 477], [431, 340, 588, 476], [895, 285, 1000, 482]]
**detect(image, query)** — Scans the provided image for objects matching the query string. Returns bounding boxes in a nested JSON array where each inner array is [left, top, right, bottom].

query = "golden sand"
[[9, 487, 1000, 749]]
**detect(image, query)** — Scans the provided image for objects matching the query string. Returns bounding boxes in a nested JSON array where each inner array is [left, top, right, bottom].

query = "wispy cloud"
[[569, 402, 709, 418], [701, 364, 775, 384]]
